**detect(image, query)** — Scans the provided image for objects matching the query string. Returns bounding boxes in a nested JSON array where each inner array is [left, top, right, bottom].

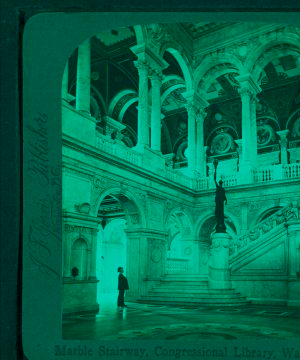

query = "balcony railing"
[[166, 258, 189, 274], [93, 133, 300, 190], [284, 163, 300, 179], [95, 133, 143, 167]]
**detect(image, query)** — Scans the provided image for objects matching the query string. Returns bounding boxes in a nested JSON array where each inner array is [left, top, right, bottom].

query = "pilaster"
[[76, 39, 91, 114]]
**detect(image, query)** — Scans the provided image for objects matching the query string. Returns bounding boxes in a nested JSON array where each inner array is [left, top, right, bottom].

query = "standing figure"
[[117, 267, 129, 308], [214, 160, 227, 232]]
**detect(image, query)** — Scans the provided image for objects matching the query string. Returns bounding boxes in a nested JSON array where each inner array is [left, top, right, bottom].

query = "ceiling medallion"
[[211, 131, 233, 155], [257, 124, 275, 146], [214, 113, 223, 122]]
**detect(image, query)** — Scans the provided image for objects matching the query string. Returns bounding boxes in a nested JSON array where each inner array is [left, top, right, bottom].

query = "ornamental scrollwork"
[[151, 246, 162, 263], [93, 176, 107, 189], [64, 224, 94, 235]]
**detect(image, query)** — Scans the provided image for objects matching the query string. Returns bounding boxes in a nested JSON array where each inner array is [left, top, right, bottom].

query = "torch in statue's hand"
[[213, 158, 219, 180], [213, 158, 219, 170]]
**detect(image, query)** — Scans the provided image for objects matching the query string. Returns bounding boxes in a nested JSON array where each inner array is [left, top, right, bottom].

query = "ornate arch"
[[133, 24, 148, 45], [71, 235, 90, 250], [244, 30, 300, 81], [195, 208, 240, 240], [160, 46, 193, 92], [161, 74, 186, 105], [108, 89, 138, 122], [250, 205, 283, 228], [286, 108, 300, 132], [252, 46, 300, 83], [93, 186, 146, 228], [194, 53, 245, 92]]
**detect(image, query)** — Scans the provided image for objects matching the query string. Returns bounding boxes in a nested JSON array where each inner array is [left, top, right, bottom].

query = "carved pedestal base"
[[208, 232, 232, 289]]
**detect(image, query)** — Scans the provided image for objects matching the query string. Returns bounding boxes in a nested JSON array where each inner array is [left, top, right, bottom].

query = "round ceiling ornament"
[[211, 132, 233, 155], [257, 124, 274, 146]]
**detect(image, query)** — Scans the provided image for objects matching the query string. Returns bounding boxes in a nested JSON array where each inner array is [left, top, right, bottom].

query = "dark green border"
[[2, 2, 300, 360]]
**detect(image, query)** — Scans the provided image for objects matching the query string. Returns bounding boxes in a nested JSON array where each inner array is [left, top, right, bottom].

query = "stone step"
[[148, 291, 244, 299], [163, 274, 208, 279], [138, 297, 250, 307], [156, 282, 209, 288], [162, 278, 208, 282], [151, 286, 236, 293]]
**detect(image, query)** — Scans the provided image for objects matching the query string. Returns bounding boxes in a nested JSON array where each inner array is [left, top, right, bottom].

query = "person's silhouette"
[[214, 171, 227, 232], [117, 267, 129, 308]]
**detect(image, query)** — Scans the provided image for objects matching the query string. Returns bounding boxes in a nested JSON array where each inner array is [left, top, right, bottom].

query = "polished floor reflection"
[[63, 294, 300, 341]]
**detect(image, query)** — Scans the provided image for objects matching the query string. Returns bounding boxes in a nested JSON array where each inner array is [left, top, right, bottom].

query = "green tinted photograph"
[[61, 20, 300, 346]]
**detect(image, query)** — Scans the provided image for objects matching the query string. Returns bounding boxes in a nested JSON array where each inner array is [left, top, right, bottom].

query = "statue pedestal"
[[208, 232, 232, 289]]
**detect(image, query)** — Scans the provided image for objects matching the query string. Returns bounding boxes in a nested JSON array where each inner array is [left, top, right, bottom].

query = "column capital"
[[183, 91, 209, 120], [131, 43, 169, 72], [134, 59, 150, 75], [196, 108, 207, 123], [149, 68, 163, 83], [276, 129, 290, 140], [182, 90, 209, 108], [237, 73, 261, 98]]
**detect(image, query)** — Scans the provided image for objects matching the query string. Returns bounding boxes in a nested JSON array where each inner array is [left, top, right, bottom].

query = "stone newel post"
[[208, 232, 232, 289]]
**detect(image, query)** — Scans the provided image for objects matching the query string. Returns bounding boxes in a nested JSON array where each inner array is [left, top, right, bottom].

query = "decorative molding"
[[74, 203, 91, 214], [64, 224, 97, 236], [151, 246, 162, 263]]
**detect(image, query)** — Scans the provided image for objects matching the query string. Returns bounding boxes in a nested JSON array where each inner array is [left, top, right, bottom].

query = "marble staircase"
[[138, 274, 250, 307]]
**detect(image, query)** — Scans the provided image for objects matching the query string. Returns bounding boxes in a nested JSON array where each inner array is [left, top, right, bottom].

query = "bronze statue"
[[213, 159, 227, 233]]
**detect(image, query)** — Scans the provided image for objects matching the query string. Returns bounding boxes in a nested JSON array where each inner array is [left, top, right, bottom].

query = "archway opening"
[[95, 191, 141, 307], [96, 195, 127, 306]]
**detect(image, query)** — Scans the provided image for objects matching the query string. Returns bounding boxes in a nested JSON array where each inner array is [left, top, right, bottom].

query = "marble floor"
[[63, 294, 300, 341]]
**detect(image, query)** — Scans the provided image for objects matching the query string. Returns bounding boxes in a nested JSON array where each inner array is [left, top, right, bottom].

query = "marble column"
[[184, 101, 197, 175], [150, 71, 163, 152], [76, 38, 91, 114], [239, 87, 253, 167], [250, 96, 258, 165], [277, 130, 290, 165], [134, 60, 150, 148], [237, 74, 261, 181], [196, 109, 207, 177]]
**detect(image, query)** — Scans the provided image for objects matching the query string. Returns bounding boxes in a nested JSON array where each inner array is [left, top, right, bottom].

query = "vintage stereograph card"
[[17, 7, 300, 360]]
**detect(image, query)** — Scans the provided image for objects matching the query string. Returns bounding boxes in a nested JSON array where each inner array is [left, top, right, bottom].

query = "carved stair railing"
[[229, 204, 299, 261]]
